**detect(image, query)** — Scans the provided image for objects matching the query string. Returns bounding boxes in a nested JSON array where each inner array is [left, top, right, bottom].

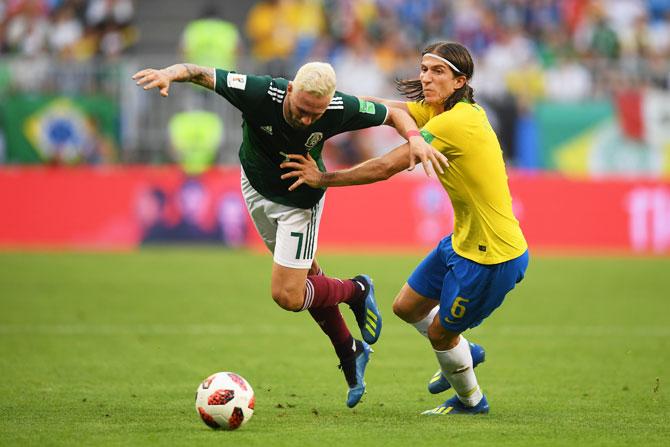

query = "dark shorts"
[[407, 235, 529, 332]]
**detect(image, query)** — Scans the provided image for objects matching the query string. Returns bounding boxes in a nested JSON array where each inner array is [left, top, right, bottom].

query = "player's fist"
[[132, 68, 171, 97]]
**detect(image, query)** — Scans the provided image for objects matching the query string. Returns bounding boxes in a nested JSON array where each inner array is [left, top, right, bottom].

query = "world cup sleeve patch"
[[227, 73, 247, 90], [358, 99, 376, 114]]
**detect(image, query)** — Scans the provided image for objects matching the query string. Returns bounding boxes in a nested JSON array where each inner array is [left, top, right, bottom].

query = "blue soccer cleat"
[[339, 340, 372, 408], [428, 342, 486, 394], [350, 275, 382, 345], [421, 394, 489, 415]]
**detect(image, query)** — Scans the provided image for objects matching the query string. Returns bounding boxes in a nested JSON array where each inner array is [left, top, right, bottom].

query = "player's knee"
[[427, 322, 459, 350], [271, 287, 304, 312], [392, 297, 416, 322]]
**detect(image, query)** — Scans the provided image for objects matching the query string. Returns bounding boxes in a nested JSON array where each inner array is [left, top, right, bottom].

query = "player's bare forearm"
[[162, 63, 215, 90], [362, 96, 409, 113], [320, 157, 401, 186], [384, 105, 417, 133], [280, 146, 410, 190], [132, 63, 214, 97], [323, 145, 410, 186], [385, 107, 449, 175]]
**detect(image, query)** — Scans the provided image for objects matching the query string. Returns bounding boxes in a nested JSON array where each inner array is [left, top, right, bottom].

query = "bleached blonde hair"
[[292, 62, 336, 98]]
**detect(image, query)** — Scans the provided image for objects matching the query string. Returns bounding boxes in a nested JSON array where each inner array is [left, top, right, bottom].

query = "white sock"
[[434, 336, 483, 407], [411, 306, 439, 338]]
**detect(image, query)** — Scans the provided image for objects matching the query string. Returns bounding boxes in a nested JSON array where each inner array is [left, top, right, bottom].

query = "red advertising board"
[[0, 166, 669, 254]]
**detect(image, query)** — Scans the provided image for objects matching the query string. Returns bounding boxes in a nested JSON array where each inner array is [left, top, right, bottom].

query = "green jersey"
[[214, 69, 388, 209]]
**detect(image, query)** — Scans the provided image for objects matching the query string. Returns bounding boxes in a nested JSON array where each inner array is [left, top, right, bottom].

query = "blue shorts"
[[407, 235, 529, 332]]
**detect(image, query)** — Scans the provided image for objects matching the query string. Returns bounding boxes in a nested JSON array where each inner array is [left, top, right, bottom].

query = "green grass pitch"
[[1, 249, 668, 446]]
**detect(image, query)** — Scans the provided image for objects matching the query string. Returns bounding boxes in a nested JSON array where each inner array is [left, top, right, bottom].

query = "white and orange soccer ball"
[[195, 372, 255, 430]]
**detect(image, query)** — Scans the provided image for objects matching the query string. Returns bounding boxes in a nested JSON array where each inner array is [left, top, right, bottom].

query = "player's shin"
[[434, 336, 483, 407], [302, 275, 364, 309], [411, 306, 439, 338], [308, 306, 356, 361]]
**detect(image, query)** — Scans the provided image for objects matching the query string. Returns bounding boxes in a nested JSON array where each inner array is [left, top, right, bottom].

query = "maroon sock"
[[303, 275, 365, 310], [308, 306, 356, 361]]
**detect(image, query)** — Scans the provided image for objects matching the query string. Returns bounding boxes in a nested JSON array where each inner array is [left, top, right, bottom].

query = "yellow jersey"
[[407, 100, 527, 264]]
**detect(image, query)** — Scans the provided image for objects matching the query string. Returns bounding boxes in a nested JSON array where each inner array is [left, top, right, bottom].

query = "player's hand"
[[408, 135, 449, 176], [280, 153, 323, 191], [132, 68, 172, 97]]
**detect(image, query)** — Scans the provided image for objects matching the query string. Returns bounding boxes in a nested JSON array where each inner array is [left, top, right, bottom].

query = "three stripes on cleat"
[[364, 308, 378, 338]]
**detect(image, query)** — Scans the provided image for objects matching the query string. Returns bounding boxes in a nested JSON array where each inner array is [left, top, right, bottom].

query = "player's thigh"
[[271, 197, 324, 270], [241, 172, 277, 252], [392, 282, 438, 323], [438, 251, 529, 332], [406, 237, 451, 301]]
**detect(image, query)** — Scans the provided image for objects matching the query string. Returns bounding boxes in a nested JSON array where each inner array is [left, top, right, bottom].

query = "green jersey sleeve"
[[214, 68, 270, 114], [337, 93, 388, 132]]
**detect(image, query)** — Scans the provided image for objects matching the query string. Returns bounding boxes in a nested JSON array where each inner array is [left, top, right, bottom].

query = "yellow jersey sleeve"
[[406, 101, 434, 128], [419, 102, 527, 264]]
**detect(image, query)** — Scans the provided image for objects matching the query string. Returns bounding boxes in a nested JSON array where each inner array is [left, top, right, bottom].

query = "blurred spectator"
[[5, 0, 49, 56], [603, 0, 647, 37], [0, 0, 136, 58], [331, 29, 387, 97], [168, 110, 223, 175], [181, 4, 240, 71], [48, 4, 83, 56], [85, 0, 133, 28], [288, 0, 326, 66], [647, 9, 670, 55], [645, 51, 670, 89], [245, 0, 297, 77], [544, 53, 593, 102], [574, 5, 621, 60]]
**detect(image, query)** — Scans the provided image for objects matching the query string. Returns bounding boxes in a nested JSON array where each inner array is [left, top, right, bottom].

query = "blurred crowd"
[[2, 0, 670, 168], [240, 0, 670, 165], [245, 0, 670, 101], [0, 0, 137, 59]]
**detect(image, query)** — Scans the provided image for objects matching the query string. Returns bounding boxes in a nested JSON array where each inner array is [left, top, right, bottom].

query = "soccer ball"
[[195, 372, 255, 430]]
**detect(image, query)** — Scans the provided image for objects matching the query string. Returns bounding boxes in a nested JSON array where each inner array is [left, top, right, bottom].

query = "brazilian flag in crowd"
[[0, 95, 119, 164]]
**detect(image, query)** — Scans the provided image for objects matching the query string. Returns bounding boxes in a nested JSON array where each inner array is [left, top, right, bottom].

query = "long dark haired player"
[[281, 42, 529, 415]]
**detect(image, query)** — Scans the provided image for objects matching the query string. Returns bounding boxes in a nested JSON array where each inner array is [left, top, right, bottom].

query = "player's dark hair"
[[396, 41, 475, 111]]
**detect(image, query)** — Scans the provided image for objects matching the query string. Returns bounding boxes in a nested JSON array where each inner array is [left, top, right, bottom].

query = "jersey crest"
[[305, 132, 323, 149]]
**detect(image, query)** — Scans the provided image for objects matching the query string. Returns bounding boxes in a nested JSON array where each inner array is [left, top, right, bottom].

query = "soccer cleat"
[[338, 340, 372, 408], [421, 394, 489, 415], [428, 342, 485, 394], [349, 274, 382, 345]]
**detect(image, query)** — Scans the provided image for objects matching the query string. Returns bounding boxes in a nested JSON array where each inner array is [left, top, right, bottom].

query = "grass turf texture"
[[0, 249, 668, 446]]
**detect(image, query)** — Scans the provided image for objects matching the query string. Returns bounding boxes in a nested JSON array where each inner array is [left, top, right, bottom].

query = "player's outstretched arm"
[[360, 96, 409, 112], [280, 145, 411, 191], [132, 64, 215, 97], [384, 106, 449, 176]]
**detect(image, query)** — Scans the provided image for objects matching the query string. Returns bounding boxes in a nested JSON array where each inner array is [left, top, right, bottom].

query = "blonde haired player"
[[292, 62, 336, 97], [132, 61, 448, 408], [281, 42, 529, 415]]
